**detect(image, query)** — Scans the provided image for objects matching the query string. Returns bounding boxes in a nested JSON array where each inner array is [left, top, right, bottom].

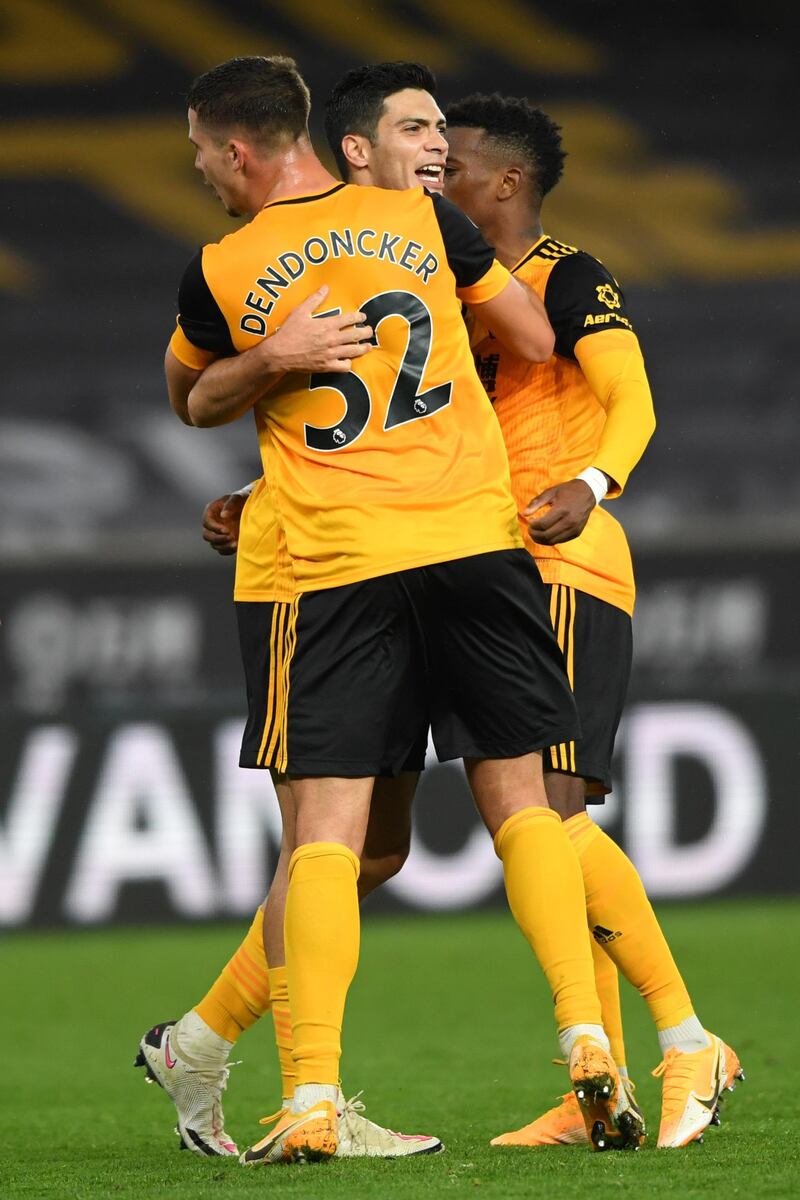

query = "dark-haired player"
[[157, 56, 627, 1167], [443, 92, 742, 1149], [323, 60, 447, 191]]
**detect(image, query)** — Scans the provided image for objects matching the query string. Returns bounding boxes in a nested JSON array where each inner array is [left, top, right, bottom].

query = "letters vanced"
[[0, 553, 795, 927]]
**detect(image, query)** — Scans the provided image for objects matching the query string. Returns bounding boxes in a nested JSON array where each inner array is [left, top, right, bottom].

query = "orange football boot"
[[491, 1072, 645, 1148], [570, 1036, 645, 1151], [652, 1033, 743, 1148], [240, 1100, 337, 1165], [491, 1090, 588, 1146]]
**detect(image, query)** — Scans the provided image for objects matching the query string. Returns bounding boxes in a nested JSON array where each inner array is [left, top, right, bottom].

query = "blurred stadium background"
[[1, 0, 798, 929]]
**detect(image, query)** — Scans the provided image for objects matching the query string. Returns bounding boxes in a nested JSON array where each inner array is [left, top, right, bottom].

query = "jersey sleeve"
[[175, 249, 236, 357], [429, 192, 511, 302], [575, 328, 655, 497], [168, 322, 217, 370], [544, 252, 635, 361]]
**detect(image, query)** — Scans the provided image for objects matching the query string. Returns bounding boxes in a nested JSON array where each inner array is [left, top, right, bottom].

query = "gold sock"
[[494, 807, 601, 1030], [591, 934, 626, 1070], [195, 909, 271, 1043], [267, 966, 296, 1100], [285, 842, 360, 1086], [564, 812, 694, 1030]]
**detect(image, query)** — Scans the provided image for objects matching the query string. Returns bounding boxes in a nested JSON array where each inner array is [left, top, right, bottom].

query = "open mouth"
[[416, 164, 444, 189]]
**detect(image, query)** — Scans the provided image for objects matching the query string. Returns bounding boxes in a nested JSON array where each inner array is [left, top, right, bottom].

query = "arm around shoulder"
[[165, 346, 204, 425], [428, 195, 553, 361], [186, 340, 275, 428], [466, 275, 555, 363]]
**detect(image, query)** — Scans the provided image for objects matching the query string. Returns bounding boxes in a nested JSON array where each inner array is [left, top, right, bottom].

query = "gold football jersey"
[[472, 236, 649, 615], [171, 183, 522, 591], [233, 477, 294, 603]]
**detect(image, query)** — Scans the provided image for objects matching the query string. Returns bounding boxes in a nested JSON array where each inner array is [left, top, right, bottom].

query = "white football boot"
[[135, 1018, 238, 1156], [335, 1091, 444, 1157]]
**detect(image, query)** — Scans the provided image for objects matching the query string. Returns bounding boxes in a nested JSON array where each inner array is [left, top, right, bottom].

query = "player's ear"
[[498, 165, 522, 200], [228, 138, 247, 173], [340, 133, 371, 172]]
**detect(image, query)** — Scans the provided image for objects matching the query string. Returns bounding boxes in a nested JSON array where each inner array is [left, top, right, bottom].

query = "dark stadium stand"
[[1, 0, 796, 555]]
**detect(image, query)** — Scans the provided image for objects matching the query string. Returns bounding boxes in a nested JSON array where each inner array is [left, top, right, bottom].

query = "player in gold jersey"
[[155, 58, 632, 1166], [443, 92, 741, 1149]]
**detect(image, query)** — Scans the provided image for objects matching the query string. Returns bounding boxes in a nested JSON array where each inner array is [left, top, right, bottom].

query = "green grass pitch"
[[3, 899, 798, 1198]]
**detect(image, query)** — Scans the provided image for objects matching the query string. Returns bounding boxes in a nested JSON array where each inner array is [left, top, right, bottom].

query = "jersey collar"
[[510, 234, 549, 274], [261, 183, 346, 210]]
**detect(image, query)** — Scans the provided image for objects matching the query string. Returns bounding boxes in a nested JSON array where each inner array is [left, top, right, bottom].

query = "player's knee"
[[358, 844, 410, 897], [544, 771, 587, 820], [549, 794, 586, 820]]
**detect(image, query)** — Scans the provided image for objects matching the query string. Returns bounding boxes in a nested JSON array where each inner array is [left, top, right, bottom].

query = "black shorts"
[[543, 584, 632, 798], [236, 595, 428, 776], [238, 549, 579, 777]]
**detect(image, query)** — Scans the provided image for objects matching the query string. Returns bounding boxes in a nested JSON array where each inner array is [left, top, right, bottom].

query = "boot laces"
[[184, 1058, 240, 1089], [652, 1048, 700, 1109], [259, 1092, 346, 1130], [258, 1106, 289, 1127], [339, 1090, 366, 1119]]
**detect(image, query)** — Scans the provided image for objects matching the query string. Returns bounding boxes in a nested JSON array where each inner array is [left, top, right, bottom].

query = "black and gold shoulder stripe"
[[514, 237, 579, 274], [535, 237, 579, 262]]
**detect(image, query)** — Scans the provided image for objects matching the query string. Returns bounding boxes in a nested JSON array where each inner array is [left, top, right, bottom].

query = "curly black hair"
[[444, 92, 566, 200], [324, 62, 437, 178]]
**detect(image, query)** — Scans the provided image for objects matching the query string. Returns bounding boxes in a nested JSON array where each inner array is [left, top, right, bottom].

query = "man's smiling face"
[[365, 88, 448, 192]]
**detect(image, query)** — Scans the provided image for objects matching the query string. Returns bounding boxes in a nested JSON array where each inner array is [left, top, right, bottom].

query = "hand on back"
[[202, 492, 247, 555], [260, 285, 374, 375]]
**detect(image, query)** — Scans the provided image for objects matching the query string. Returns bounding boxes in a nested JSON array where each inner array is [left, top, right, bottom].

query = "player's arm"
[[185, 341, 278, 428], [466, 275, 554, 362], [166, 344, 206, 425], [165, 320, 279, 428], [167, 249, 374, 428], [526, 256, 655, 544], [430, 193, 554, 362], [525, 330, 655, 543], [574, 328, 655, 495], [186, 287, 375, 427], [166, 247, 235, 424]]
